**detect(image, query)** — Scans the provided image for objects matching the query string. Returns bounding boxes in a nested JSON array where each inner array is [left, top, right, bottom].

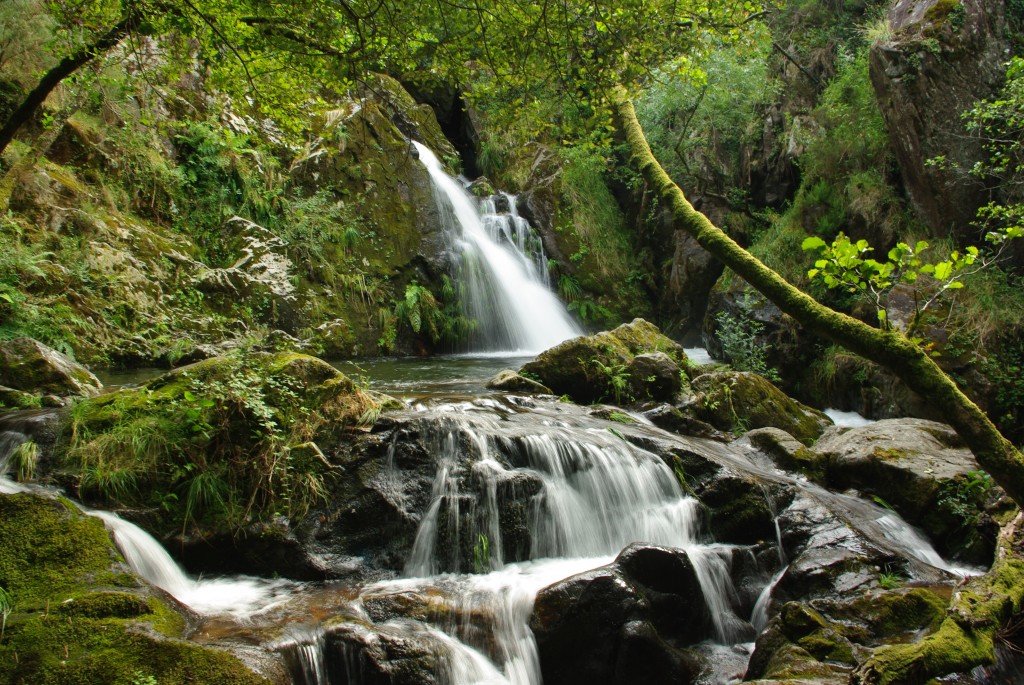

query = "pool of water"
[[332, 353, 536, 398]]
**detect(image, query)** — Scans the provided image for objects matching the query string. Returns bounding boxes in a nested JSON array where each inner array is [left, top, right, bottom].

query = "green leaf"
[[801, 236, 827, 251]]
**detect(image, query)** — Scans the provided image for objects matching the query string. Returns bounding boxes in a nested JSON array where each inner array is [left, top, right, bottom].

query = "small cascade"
[[90, 510, 295, 616], [414, 141, 583, 353], [391, 404, 751, 684]]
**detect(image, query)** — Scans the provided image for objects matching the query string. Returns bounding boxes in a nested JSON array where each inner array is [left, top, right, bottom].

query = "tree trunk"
[[0, 91, 84, 213], [613, 90, 1024, 510], [0, 10, 138, 160]]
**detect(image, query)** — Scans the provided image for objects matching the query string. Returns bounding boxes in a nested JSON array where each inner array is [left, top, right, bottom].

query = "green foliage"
[[878, 567, 903, 590], [590, 358, 632, 405], [802, 229, 1020, 337], [393, 280, 442, 343], [66, 353, 385, 532], [0, 584, 10, 640], [10, 440, 38, 482], [637, 27, 775, 193], [472, 533, 490, 573], [714, 296, 780, 382]]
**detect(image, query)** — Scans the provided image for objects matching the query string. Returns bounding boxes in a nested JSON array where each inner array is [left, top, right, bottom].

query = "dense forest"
[[1, 0, 1024, 683]]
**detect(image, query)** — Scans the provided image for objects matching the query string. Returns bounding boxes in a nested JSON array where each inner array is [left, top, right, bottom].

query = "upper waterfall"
[[412, 141, 583, 354]]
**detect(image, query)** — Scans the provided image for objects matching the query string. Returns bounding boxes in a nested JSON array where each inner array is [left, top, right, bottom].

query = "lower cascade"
[[0, 386, 984, 685]]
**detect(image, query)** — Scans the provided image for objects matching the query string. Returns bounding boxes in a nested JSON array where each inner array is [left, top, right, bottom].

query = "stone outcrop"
[[0, 337, 101, 399], [519, 319, 687, 405], [869, 0, 1010, 237], [688, 371, 832, 445]]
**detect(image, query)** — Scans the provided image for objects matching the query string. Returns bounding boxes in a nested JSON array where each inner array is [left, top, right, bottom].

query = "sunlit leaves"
[[802, 229, 1019, 340]]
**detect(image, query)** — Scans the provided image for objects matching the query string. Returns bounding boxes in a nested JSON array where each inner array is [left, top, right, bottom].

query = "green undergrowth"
[[63, 351, 398, 534], [0, 492, 267, 685]]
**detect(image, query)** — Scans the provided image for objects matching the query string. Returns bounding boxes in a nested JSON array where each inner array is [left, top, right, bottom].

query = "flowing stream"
[[0, 380, 977, 685], [0, 150, 982, 684]]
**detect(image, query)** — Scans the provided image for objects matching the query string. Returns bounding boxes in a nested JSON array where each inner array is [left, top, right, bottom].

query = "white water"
[[379, 406, 751, 684], [414, 141, 582, 354], [90, 510, 295, 617], [0, 391, 973, 685], [684, 346, 716, 366], [824, 408, 876, 427]]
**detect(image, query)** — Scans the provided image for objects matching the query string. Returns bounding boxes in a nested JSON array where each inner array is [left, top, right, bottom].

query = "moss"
[[0, 494, 116, 607], [62, 351, 397, 534], [691, 372, 830, 444], [0, 615, 270, 685], [873, 447, 912, 461], [762, 642, 851, 680], [0, 492, 267, 685], [55, 592, 152, 619], [856, 514, 1024, 683]]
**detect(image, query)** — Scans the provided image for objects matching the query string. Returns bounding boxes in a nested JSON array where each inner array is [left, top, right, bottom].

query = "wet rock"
[[530, 544, 711, 684], [739, 427, 828, 481], [320, 623, 445, 685], [640, 404, 730, 441], [520, 319, 686, 405], [813, 418, 1002, 562], [0, 337, 101, 397], [697, 474, 781, 546], [627, 352, 683, 402], [689, 371, 832, 445], [485, 369, 552, 394]]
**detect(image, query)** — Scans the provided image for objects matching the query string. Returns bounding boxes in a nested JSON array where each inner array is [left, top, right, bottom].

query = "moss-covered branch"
[[614, 90, 1024, 512]]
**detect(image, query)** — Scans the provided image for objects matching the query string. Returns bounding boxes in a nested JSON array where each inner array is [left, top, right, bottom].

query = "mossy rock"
[[0, 385, 41, 411], [60, 351, 399, 535], [0, 492, 271, 685], [486, 369, 553, 394], [55, 592, 152, 619], [690, 371, 832, 445], [741, 427, 828, 482], [519, 319, 686, 405], [0, 337, 101, 398], [813, 418, 1003, 563]]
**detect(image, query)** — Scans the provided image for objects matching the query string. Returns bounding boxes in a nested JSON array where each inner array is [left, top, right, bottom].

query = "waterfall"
[[413, 141, 583, 354]]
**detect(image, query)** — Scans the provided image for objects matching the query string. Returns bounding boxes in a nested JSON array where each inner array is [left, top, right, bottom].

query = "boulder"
[[530, 544, 710, 685], [62, 351, 401, 556], [689, 371, 832, 445], [520, 319, 686, 405], [315, 623, 446, 685], [0, 337, 101, 398], [627, 352, 683, 401], [813, 418, 1003, 562], [0, 385, 40, 411], [485, 369, 552, 394]]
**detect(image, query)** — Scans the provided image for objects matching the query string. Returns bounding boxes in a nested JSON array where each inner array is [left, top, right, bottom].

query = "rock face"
[[530, 544, 710, 685], [519, 319, 687, 405], [0, 337, 101, 398], [813, 418, 1003, 562], [869, 0, 1010, 237], [689, 371, 832, 445]]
